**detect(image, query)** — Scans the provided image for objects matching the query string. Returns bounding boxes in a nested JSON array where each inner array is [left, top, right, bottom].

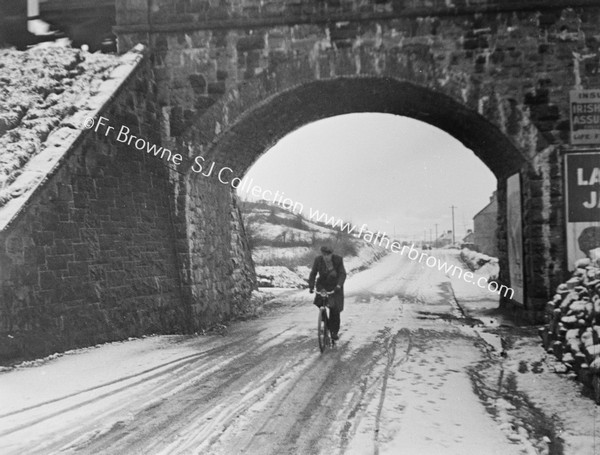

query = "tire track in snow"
[[335, 326, 412, 455], [1, 328, 292, 424], [70, 336, 317, 455], [373, 328, 412, 455], [0, 327, 296, 454], [156, 340, 319, 455]]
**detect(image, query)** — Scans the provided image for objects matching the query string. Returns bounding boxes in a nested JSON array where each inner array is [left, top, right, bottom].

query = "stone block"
[[32, 231, 54, 247], [39, 271, 58, 290], [207, 81, 226, 95], [53, 239, 73, 255], [237, 35, 265, 52], [68, 262, 89, 278], [46, 255, 72, 271], [24, 246, 45, 265], [55, 223, 80, 240]]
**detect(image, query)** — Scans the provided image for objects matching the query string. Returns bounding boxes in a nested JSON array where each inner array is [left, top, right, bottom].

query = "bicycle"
[[316, 289, 336, 353]]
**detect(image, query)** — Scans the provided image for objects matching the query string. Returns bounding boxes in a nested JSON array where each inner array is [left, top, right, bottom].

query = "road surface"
[[0, 250, 553, 454]]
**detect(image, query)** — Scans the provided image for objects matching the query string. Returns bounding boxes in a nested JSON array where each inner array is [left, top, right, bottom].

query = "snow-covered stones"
[[0, 45, 121, 208], [541, 260, 600, 402]]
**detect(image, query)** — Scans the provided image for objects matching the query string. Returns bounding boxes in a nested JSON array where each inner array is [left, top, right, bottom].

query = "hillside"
[[239, 199, 387, 287]]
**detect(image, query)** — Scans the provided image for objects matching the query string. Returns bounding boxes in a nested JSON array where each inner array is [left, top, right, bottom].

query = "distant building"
[[461, 229, 475, 249], [436, 230, 454, 247], [462, 229, 474, 243], [473, 192, 498, 257]]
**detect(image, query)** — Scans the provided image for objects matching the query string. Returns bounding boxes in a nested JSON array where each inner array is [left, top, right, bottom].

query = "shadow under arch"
[[203, 77, 529, 180]]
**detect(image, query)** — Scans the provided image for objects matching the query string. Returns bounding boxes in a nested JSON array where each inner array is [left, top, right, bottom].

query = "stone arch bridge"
[[1, 0, 599, 360]]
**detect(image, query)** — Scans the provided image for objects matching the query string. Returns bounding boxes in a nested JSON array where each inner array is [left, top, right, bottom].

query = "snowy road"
[[0, 251, 556, 454]]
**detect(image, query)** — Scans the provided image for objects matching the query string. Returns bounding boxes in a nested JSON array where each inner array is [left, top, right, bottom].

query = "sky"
[[237, 113, 496, 242]]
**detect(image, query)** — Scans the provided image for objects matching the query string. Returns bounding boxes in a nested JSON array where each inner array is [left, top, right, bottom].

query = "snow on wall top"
[[0, 43, 146, 230]]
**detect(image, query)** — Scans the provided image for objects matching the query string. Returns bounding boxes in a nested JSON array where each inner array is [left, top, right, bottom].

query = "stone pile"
[[541, 257, 600, 402]]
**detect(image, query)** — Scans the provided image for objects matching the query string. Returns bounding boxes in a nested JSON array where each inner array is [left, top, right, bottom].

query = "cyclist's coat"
[[308, 254, 346, 311]]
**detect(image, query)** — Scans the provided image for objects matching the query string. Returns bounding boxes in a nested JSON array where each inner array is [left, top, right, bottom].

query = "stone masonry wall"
[[0, 53, 185, 361], [0, 46, 256, 362], [170, 168, 256, 331], [114, 1, 600, 318]]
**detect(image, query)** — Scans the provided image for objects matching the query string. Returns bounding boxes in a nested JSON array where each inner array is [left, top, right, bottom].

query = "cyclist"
[[308, 245, 346, 340]]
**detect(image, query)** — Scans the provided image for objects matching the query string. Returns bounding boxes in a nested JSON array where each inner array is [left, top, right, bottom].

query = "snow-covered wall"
[[0, 46, 185, 361], [0, 45, 255, 362]]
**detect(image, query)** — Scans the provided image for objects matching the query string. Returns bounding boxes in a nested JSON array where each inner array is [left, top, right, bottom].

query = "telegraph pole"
[[450, 205, 456, 245], [434, 223, 438, 248]]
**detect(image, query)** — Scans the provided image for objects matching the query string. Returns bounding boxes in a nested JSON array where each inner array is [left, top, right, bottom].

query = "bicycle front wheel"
[[318, 308, 329, 353]]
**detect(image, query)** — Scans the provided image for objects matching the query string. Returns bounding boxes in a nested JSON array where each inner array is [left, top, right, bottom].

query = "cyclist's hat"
[[320, 246, 333, 254]]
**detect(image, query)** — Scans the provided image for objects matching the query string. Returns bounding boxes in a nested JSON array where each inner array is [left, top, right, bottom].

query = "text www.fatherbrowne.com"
[[304, 208, 514, 300]]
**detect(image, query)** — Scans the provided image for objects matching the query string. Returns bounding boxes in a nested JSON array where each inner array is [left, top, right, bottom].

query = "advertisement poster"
[[570, 89, 600, 145], [506, 173, 524, 304], [565, 152, 600, 270]]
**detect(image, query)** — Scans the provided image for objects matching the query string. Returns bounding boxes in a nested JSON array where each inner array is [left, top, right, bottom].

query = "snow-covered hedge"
[[541, 257, 600, 402]]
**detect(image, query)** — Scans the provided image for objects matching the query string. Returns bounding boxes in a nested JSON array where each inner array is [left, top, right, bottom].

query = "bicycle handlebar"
[[316, 289, 336, 297]]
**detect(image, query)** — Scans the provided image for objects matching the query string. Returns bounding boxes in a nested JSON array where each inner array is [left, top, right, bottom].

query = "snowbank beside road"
[[255, 242, 387, 288], [252, 246, 312, 264], [255, 266, 307, 288], [460, 248, 499, 282], [344, 242, 388, 275], [446, 250, 600, 454]]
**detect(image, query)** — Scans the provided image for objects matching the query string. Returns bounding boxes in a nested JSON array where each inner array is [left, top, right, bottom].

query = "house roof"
[[473, 192, 497, 219]]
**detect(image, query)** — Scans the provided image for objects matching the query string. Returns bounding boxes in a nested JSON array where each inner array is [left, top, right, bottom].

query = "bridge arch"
[[114, 0, 584, 324], [203, 77, 527, 179], [179, 76, 530, 314]]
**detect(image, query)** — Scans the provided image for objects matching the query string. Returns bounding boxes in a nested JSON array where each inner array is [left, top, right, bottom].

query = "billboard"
[[564, 152, 600, 270], [506, 173, 524, 304], [570, 89, 600, 145]]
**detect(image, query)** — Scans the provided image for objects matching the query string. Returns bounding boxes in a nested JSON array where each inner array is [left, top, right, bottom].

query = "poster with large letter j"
[[506, 173, 524, 304], [565, 152, 600, 270]]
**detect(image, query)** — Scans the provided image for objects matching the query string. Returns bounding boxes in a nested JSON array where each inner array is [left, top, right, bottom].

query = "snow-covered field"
[[251, 222, 331, 243], [245, 201, 389, 287], [244, 199, 389, 287]]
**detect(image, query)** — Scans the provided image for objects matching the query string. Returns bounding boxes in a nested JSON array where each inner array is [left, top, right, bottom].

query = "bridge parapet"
[[115, 1, 600, 152], [115, 0, 600, 29]]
